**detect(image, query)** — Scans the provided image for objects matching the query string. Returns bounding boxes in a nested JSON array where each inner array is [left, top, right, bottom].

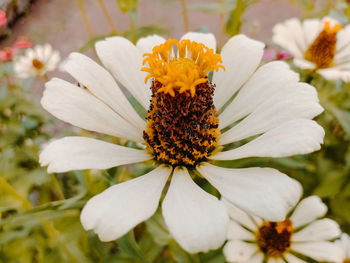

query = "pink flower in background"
[[277, 51, 292, 60], [0, 47, 17, 62], [0, 10, 7, 27], [14, 37, 33, 49]]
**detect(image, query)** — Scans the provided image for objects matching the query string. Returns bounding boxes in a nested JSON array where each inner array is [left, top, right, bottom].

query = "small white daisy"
[[273, 17, 350, 82], [223, 196, 343, 263], [39, 32, 324, 253], [335, 233, 350, 263], [14, 43, 60, 78]]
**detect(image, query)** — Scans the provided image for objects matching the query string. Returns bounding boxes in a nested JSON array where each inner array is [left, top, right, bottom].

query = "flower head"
[[39, 32, 324, 253], [223, 196, 342, 262], [14, 44, 60, 78], [273, 17, 350, 81]]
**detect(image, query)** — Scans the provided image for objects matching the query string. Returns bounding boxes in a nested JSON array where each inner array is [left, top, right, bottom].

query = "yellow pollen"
[[141, 39, 225, 97], [32, 58, 44, 71], [304, 19, 342, 69]]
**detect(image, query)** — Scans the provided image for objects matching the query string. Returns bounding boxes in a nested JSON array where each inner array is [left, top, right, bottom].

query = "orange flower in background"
[[0, 10, 7, 27], [14, 37, 33, 49]]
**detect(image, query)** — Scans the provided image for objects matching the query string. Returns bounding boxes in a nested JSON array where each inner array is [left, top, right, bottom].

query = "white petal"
[[220, 83, 323, 143], [81, 165, 170, 242], [336, 25, 350, 53], [136, 35, 166, 54], [41, 78, 143, 142], [218, 61, 299, 129], [272, 18, 305, 58], [227, 220, 255, 241], [248, 253, 264, 263], [291, 241, 343, 262], [39, 136, 151, 173], [63, 52, 145, 131], [214, 35, 265, 109], [95, 37, 151, 109], [293, 58, 315, 69], [267, 258, 284, 263], [223, 199, 261, 231], [180, 32, 216, 51], [335, 233, 350, 259], [302, 18, 321, 46], [197, 163, 302, 221], [293, 219, 341, 242], [284, 253, 308, 263], [318, 68, 350, 82], [290, 196, 327, 228], [162, 167, 229, 253], [213, 119, 324, 160], [223, 240, 258, 262]]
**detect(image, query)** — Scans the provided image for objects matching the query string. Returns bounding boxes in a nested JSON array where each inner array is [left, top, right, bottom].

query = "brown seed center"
[[304, 20, 342, 69], [257, 218, 293, 258], [143, 80, 220, 167], [32, 58, 44, 71], [344, 259, 350, 263]]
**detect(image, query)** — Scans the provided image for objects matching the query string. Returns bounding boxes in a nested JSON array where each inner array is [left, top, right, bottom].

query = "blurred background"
[[1, 0, 350, 262]]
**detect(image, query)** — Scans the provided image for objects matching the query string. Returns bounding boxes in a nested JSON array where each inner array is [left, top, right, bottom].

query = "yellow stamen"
[[304, 19, 342, 69], [142, 39, 225, 97]]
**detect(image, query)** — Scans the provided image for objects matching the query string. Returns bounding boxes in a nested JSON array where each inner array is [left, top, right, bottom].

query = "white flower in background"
[[223, 196, 342, 263], [14, 44, 60, 78], [273, 17, 350, 82], [39, 32, 324, 253], [335, 233, 350, 263]]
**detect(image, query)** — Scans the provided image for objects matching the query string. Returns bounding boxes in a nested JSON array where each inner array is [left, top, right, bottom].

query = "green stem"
[[50, 174, 65, 200], [98, 0, 119, 33], [76, 0, 93, 37], [180, 0, 189, 32]]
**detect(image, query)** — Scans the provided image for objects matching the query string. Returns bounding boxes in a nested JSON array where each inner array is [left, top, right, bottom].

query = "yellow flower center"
[[32, 58, 44, 71], [257, 218, 293, 258], [142, 39, 224, 97], [344, 259, 350, 263], [304, 19, 342, 69]]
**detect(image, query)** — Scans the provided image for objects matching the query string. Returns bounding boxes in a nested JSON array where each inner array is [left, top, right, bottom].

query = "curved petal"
[[318, 68, 350, 82], [302, 18, 321, 46], [136, 35, 166, 54], [218, 61, 299, 129], [220, 83, 323, 142], [292, 241, 343, 262], [335, 233, 350, 259], [42, 78, 143, 142], [39, 136, 152, 173], [63, 52, 145, 131], [180, 32, 216, 51], [81, 165, 171, 242], [162, 167, 229, 253], [227, 220, 255, 241], [223, 199, 262, 232], [95, 37, 151, 109], [272, 18, 306, 58], [284, 253, 308, 263], [213, 35, 265, 109], [292, 219, 341, 242], [293, 58, 315, 69], [223, 240, 258, 262], [197, 163, 302, 221], [212, 119, 324, 160], [267, 258, 284, 263], [290, 196, 327, 228]]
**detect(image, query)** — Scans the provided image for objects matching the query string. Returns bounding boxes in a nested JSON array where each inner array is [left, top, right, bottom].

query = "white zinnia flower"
[[273, 17, 350, 82], [39, 32, 324, 253], [223, 196, 342, 263], [335, 233, 350, 263], [14, 44, 60, 78]]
